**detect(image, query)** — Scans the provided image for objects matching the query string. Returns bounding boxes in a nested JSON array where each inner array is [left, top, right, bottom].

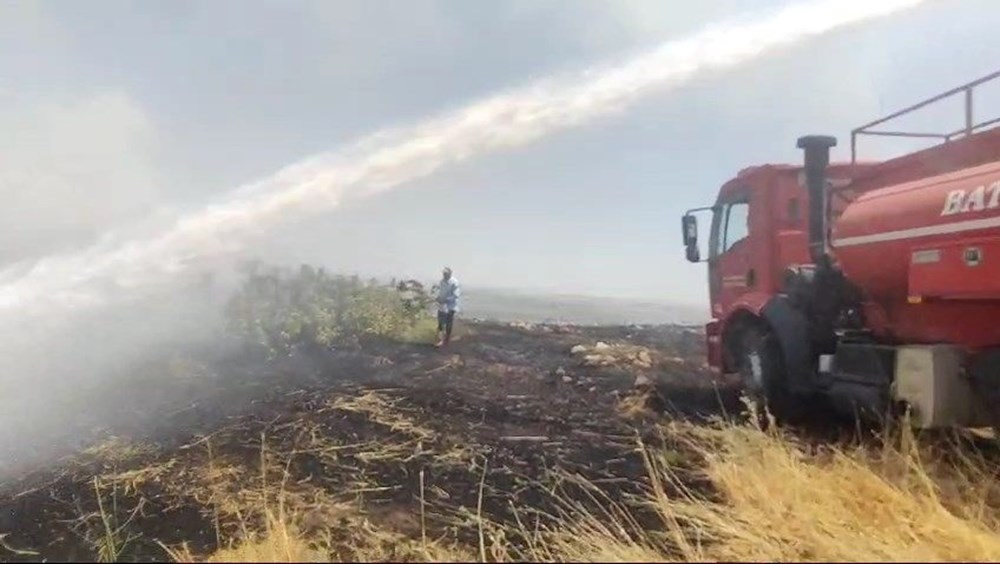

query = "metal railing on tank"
[[850, 69, 1000, 163]]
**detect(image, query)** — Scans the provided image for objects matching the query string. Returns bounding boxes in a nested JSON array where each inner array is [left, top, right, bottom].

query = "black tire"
[[968, 350, 1000, 437], [736, 324, 798, 425]]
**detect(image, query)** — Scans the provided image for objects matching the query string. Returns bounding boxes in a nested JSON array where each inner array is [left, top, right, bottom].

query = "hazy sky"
[[1, 0, 999, 307]]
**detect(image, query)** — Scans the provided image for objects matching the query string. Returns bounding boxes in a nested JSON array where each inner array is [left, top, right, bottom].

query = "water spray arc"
[[0, 0, 926, 319]]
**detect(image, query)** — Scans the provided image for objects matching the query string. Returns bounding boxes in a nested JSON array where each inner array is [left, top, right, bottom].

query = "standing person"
[[436, 267, 461, 348]]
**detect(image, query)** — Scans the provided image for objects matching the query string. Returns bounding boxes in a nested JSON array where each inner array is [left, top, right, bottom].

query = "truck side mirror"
[[682, 214, 700, 263], [685, 244, 700, 263]]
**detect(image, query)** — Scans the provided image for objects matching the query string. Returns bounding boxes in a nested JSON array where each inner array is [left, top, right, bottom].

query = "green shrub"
[[223, 262, 434, 357]]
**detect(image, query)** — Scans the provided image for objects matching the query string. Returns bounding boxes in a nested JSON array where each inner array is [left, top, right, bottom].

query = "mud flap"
[[760, 296, 813, 394]]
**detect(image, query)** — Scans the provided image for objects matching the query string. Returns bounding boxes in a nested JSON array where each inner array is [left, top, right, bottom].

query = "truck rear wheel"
[[737, 324, 797, 424]]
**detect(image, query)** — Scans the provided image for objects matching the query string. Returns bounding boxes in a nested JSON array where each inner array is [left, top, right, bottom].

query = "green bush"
[[223, 262, 434, 357]]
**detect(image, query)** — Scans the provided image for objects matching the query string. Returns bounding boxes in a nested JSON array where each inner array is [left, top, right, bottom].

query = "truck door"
[[709, 193, 752, 315]]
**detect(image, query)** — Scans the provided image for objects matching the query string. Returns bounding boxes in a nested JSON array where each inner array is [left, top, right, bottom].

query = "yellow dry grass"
[[661, 424, 1000, 562], [396, 317, 473, 346], [330, 391, 436, 442], [164, 490, 474, 563], [83, 436, 159, 468], [172, 417, 1000, 563], [529, 419, 1000, 563], [72, 390, 999, 562], [615, 388, 660, 421]]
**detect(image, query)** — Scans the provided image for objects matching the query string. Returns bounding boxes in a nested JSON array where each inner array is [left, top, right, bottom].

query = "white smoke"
[[0, 0, 925, 319], [0, 0, 926, 474]]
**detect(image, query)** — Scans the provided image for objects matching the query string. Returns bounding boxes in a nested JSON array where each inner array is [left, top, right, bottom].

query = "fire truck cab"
[[682, 70, 1000, 429]]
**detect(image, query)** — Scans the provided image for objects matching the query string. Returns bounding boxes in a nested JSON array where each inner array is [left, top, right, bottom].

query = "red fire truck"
[[682, 70, 1000, 428]]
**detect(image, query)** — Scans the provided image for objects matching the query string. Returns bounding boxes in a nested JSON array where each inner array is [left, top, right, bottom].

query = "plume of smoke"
[[0, 0, 924, 318], [0, 0, 926, 475]]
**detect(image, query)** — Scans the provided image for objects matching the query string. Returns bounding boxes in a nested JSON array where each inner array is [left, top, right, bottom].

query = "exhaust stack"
[[797, 135, 837, 265]]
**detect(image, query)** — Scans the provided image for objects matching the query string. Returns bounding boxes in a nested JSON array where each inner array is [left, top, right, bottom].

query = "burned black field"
[[0, 321, 735, 562]]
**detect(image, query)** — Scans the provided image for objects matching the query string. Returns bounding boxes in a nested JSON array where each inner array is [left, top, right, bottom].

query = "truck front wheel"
[[737, 324, 796, 424]]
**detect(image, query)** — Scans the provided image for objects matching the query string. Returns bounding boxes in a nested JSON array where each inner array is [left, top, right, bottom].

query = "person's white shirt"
[[437, 277, 461, 313]]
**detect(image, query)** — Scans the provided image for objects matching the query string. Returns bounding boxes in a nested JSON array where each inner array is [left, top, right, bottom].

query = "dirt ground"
[[0, 321, 739, 562]]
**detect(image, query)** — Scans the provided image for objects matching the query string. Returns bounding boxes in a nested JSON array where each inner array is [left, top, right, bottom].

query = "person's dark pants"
[[437, 310, 455, 344]]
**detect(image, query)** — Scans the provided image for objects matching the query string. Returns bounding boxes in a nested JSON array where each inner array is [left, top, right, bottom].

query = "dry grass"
[[83, 437, 159, 468], [167, 417, 1000, 563], [528, 418, 1000, 563], [165, 507, 473, 563], [396, 317, 474, 346], [65, 391, 1000, 562], [660, 424, 1000, 562], [80, 390, 480, 563], [615, 388, 663, 421], [162, 478, 475, 563], [330, 391, 436, 442], [395, 318, 440, 345]]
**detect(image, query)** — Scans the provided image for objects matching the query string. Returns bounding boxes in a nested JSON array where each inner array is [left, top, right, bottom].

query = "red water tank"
[[830, 160, 1000, 347]]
